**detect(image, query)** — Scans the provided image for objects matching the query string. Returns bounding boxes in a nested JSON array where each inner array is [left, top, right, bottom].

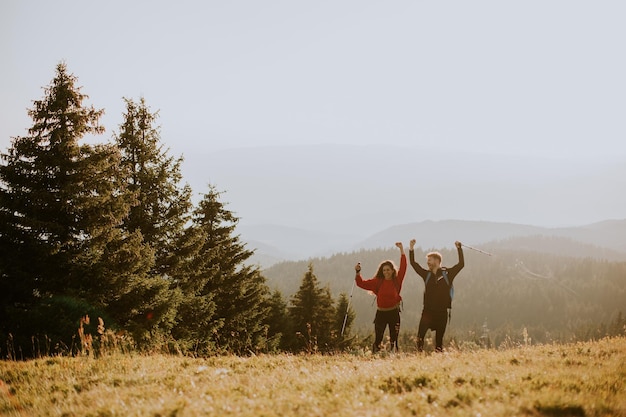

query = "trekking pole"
[[341, 266, 358, 337], [461, 243, 493, 256]]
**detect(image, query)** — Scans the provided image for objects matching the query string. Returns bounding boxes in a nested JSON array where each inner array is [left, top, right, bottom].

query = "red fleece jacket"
[[355, 254, 407, 309]]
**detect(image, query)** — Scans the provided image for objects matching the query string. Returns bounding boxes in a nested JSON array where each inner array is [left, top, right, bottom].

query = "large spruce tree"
[[115, 97, 193, 279], [0, 63, 166, 354], [112, 96, 208, 347]]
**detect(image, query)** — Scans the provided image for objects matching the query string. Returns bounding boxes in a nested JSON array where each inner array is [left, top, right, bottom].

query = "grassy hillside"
[[1, 337, 625, 416]]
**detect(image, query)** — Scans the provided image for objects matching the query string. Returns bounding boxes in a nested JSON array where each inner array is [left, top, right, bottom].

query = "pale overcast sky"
[[2, 1, 625, 161]]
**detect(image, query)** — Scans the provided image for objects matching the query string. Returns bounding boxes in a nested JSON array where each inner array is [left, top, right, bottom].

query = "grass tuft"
[[379, 374, 431, 393], [532, 402, 586, 416]]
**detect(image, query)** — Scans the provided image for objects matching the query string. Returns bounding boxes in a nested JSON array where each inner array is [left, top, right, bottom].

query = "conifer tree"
[[168, 222, 219, 355], [184, 185, 270, 354], [263, 289, 294, 352], [289, 264, 337, 352], [316, 285, 338, 350], [115, 97, 193, 279], [335, 292, 356, 340], [109, 97, 201, 347], [0, 62, 104, 301]]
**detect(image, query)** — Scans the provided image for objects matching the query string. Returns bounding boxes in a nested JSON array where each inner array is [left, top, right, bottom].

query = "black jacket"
[[410, 246, 464, 312]]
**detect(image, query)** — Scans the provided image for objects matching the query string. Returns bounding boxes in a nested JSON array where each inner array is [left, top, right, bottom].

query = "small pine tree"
[[335, 292, 356, 345], [289, 263, 337, 353], [316, 285, 337, 350], [262, 289, 294, 352]]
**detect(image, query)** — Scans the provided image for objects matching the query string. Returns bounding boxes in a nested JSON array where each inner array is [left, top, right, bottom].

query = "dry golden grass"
[[1, 337, 625, 417]]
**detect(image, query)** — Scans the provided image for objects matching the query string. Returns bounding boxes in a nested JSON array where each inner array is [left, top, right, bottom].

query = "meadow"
[[1, 337, 624, 417]]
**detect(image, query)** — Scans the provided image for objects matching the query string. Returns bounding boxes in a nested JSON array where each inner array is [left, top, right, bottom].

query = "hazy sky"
[[2, 1, 626, 238], [2, 1, 626, 160]]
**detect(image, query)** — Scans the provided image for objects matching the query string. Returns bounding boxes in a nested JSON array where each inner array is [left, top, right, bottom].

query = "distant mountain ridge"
[[355, 219, 626, 253], [244, 219, 626, 267], [176, 144, 626, 266]]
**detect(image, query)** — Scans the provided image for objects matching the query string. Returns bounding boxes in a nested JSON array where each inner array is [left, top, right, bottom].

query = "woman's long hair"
[[375, 260, 397, 280]]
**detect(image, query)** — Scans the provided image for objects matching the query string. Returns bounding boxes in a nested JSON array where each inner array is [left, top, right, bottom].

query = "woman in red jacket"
[[355, 242, 406, 353]]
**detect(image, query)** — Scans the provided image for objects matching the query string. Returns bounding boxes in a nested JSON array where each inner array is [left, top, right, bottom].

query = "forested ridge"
[[263, 244, 626, 346]]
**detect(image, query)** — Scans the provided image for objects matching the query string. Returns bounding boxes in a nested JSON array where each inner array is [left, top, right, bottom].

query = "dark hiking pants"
[[417, 310, 448, 352], [373, 308, 400, 352]]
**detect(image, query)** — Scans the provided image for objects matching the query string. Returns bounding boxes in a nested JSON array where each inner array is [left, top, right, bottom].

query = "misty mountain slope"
[[243, 218, 626, 267], [481, 235, 626, 262], [244, 239, 288, 268], [240, 223, 362, 262], [552, 219, 626, 253]]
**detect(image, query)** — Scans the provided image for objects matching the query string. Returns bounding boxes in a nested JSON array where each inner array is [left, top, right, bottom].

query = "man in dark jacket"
[[409, 239, 464, 352]]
